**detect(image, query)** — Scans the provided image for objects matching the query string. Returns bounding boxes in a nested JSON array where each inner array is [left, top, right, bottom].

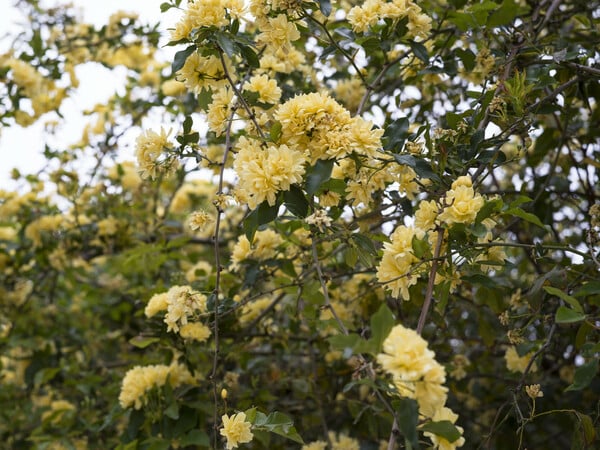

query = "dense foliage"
[[1, 0, 599, 449]]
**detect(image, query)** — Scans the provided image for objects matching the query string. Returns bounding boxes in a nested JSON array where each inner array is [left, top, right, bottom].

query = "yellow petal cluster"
[[377, 324, 448, 417], [119, 362, 197, 409], [505, 346, 537, 373], [164, 285, 208, 333], [220, 412, 254, 449], [135, 127, 175, 180], [275, 92, 382, 162], [376, 225, 419, 300], [439, 176, 484, 225], [233, 137, 307, 209]]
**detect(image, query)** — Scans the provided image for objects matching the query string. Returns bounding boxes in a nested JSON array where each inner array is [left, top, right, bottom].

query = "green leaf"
[[487, 0, 520, 27], [244, 200, 280, 241], [575, 412, 597, 446], [283, 185, 308, 218], [129, 336, 160, 349], [180, 429, 210, 447], [213, 32, 236, 58], [409, 41, 429, 63], [270, 121, 282, 142], [160, 2, 172, 12], [574, 282, 600, 298], [393, 398, 419, 449], [142, 438, 171, 450], [420, 420, 462, 443], [544, 286, 583, 313], [183, 115, 193, 134], [555, 306, 586, 324], [384, 117, 409, 150], [565, 358, 599, 391], [237, 45, 258, 70], [394, 154, 439, 181], [171, 45, 196, 74], [305, 159, 333, 195], [504, 207, 545, 228], [318, 0, 332, 16], [328, 333, 361, 352], [164, 401, 179, 420], [369, 304, 395, 354]]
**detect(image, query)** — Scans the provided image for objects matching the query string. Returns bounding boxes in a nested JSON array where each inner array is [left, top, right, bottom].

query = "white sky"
[[0, 0, 179, 188]]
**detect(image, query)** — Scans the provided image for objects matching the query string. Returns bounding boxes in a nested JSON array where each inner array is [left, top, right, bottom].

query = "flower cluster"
[[233, 137, 307, 209], [144, 285, 211, 342], [135, 127, 177, 180], [347, 0, 432, 39], [376, 225, 420, 300], [439, 176, 485, 225], [119, 362, 197, 409], [378, 324, 464, 449]]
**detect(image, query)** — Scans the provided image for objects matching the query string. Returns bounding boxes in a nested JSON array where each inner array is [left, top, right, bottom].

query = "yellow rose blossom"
[[119, 362, 197, 409], [243, 74, 281, 104], [257, 14, 300, 52], [135, 127, 176, 180], [234, 138, 307, 209], [378, 324, 448, 417], [179, 322, 211, 342], [423, 406, 465, 450], [439, 177, 484, 225], [376, 225, 419, 300], [164, 286, 208, 333], [145, 293, 169, 318], [505, 346, 537, 373], [220, 412, 254, 449]]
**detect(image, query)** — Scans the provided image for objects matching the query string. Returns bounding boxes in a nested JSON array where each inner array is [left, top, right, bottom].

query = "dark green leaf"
[[393, 398, 419, 449], [544, 286, 583, 313], [384, 117, 409, 150], [409, 41, 429, 63], [180, 430, 210, 447], [555, 306, 586, 324], [283, 185, 309, 218], [505, 207, 545, 228], [305, 159, 333, 195], [566, 358, 599, 391], [239, 44, 260, 68], [369, 304, 395, 354], [214, 32, 236, 58], [171, 45, 196, 74], [318, 0, 332, 16], [420, 420, 462, 443], [129, 336, 160, 349], [393, 154, 439, 181]]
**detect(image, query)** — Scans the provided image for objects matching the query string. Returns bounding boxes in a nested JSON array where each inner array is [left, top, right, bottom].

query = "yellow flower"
[[179, 322, 211, 342], [378, 324, 448, 417], [243, 74, 281, 104], [376, 225, 419, 300], [439, 179, 484, 225], [525, 384, 543, 399], [220, 412, 254, 449], [119, 362, 196, 409], [415, 199, 439, 234], [505, 346, 537, 373], [188, 210, 214, 232], [257, 14, 300, 52], [422, 406, 465, 450], [234, 139, 306, 209], [145, 293, 169, 318], [135, 128, 175, 180]]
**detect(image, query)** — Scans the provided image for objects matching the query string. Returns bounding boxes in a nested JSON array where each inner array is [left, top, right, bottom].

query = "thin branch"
[[417, 228, 445, 334], [311, 236, 348, 336]]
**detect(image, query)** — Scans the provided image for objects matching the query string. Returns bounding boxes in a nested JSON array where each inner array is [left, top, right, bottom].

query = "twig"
[[416, 228, 445, 334]]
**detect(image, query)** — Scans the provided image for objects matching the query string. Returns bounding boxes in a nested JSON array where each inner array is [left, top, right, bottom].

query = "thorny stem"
[[217, 49, 268, 143], [210, 87, 236, 449]]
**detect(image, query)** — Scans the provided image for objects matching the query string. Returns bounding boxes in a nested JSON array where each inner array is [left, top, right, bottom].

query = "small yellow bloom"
[[525, 384, 543, 399], [220, 412, 253, 449]]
